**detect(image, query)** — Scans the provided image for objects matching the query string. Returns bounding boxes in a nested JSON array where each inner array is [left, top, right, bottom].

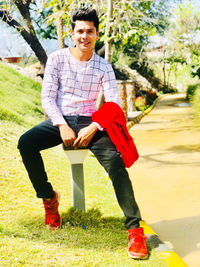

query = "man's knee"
[[18, 133, 26, 151], [18, 131, 33, 152]]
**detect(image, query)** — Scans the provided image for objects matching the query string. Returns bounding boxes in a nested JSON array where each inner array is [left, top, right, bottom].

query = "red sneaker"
[[43, 191, 61, 229], [128, 227, 148, 259]]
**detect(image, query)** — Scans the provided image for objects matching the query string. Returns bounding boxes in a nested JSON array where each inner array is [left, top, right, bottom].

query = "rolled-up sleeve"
[[41, 54, 66, 126]]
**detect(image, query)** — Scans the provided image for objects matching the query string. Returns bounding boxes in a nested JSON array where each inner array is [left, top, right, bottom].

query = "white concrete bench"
[[63, 145, 89, 211]]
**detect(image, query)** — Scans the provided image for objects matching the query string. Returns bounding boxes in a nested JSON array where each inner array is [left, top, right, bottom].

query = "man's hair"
[[71, 8, 99, 31]]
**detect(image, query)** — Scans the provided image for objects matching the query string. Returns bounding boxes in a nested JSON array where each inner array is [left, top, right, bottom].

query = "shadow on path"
[[150, 216, 200, 258]]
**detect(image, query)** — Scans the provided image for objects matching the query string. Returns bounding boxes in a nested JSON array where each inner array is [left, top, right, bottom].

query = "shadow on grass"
[[0, 207, 152, 257]]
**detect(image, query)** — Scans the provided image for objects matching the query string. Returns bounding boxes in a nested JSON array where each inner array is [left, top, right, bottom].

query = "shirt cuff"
[[91, 122, 104, 131], [52, 117, 67, 126]]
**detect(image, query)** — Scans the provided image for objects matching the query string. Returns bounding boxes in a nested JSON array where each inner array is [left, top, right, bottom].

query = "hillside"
[[0, 62, 43, 127]]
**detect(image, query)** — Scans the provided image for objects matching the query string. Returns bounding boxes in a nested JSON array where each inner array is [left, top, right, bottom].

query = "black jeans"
[[18, 116, 141, 229]]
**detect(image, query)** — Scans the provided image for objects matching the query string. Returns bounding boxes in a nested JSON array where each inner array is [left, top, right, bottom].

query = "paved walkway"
[[129, 93, 200, 267]]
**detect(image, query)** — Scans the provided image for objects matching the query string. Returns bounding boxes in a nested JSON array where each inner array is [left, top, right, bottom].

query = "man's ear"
[[96, 31, 99, 40], [71, 30, 74, 40]]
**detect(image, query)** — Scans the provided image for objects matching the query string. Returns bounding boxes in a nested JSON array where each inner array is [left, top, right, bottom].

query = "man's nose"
[[82, 32, 88, 38]]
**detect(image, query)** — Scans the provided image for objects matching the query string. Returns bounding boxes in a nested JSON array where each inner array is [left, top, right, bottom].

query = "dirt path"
[[129, 93, 200, 267]]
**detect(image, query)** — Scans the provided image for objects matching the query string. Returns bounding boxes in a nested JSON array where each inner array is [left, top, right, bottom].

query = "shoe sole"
[[128, 251, 148, 259]]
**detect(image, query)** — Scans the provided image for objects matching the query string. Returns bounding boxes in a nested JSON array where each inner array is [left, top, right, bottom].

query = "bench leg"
[[71, 163, 85, 211]]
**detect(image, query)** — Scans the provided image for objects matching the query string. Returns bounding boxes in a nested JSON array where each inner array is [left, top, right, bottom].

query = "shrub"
[[146, 91, 158, 105], [192, 84, 200, 122], [135, 96, 149, 111], [186, 84, 200, 101]]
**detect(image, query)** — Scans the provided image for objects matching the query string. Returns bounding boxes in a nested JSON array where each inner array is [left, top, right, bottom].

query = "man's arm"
[[41, 53, 76, 146], [41, 54, 67, 126], [101, 63, 121, 105]]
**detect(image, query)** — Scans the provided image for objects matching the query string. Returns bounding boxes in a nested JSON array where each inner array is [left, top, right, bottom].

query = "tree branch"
[[0, 9, 22, 29], [97, 45, 105, 56], [0, 8, 47, 69]]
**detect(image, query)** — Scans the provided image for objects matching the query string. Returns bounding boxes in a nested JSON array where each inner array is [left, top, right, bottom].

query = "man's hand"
[[73, 123, 98, 149], [58, 124, 76, 147]]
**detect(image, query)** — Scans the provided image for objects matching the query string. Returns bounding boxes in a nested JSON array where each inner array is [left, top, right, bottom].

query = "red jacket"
[[92, 102, 139, 168]]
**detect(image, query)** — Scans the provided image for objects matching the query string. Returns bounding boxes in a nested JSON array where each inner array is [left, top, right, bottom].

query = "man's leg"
[[88, 130, 141, 229], [75, 116, 141, 227], [18, 119, 63, 199], [70, 116, 147, 259], [18, 119, 64, 229], [88, 130, 148, 259]]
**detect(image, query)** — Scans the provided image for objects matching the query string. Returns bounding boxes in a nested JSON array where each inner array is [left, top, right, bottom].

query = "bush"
[[192, 84, 200, 122], [146, 91, 158, 105], [186, 84, 200, 101], [135, 96, 149, 111], [135, 90, 158, 111]]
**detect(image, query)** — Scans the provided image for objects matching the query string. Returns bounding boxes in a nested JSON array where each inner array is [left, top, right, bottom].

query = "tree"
[[40, 0, 75, 49], [39, 0, 160, 63], [1, 0, 169, 83], [166, 1, 200, 79], [55, 4, 65, 49], [104, 0, 113, 62], [0, 0, 47, 71]]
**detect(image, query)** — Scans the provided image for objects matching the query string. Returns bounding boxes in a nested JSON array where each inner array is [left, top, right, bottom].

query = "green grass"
[[185, 82, 200, 124], [0, 63, 167, 266], [0, 63, 43, 126], [192, 84, 200, 123]]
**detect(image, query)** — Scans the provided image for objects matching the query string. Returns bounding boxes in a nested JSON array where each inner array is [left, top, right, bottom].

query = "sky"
[[0, 21, 59, 57]]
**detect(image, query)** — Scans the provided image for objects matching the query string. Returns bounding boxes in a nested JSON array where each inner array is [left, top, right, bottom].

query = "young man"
[[18, 8, 148, 259]]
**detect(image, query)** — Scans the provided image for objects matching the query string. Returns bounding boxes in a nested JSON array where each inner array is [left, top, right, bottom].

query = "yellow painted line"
[[139, 220, 157, 235], [127, 94, 170, 131], [159, 251, 188, 267], [139, 221, 188, 267], [128, 95, 189, 266]]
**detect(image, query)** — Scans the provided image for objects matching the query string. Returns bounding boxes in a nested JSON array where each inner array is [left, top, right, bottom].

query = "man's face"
[[71, 20, 99, 53]]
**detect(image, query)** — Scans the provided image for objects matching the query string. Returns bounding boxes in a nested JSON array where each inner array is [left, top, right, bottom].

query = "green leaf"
[[148, 27, 157, 36]]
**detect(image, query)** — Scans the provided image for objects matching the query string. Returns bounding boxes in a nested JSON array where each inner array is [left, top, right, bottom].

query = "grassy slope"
[[0, 63, 166, 266]]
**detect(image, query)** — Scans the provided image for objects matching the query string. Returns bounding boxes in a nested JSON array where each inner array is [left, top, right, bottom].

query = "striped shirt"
[[41, 48, 120, 126]]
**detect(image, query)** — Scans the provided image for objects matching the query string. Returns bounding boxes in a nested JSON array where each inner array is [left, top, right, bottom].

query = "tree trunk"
[[105, 0, 113, 62], [0, 3, 47, 73], [55, 5, 65, 49], [162, 49, 166, 89], [163, 61, 166, 89], [96, 0, 113, 109], [97, 45, 105, 56], [14, 0, 47, 72]]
